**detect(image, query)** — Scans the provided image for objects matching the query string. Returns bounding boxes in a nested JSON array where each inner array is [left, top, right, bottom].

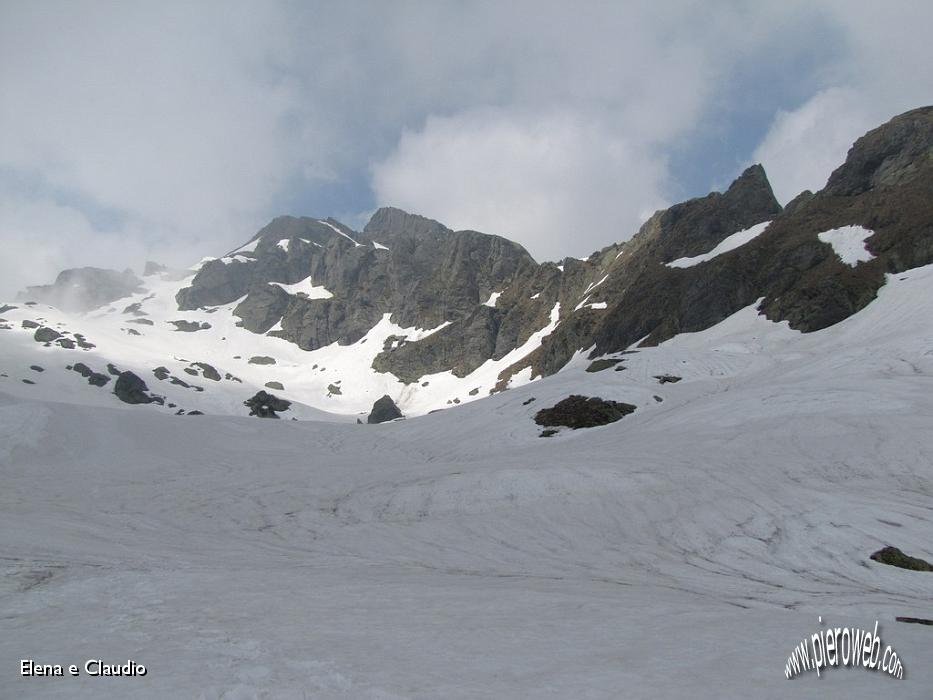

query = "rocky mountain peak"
[[5, 107, 932, 420], [630, 163, 781, 264], [825, 105, 933, 196], [363, 207, 451, 242]]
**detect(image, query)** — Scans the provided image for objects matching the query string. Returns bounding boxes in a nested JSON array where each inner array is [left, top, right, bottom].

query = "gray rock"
[[34, 327, 61, 343], [248, 355, 276, 365], [191, 362, 221, 381], [654, 374, 682, 384], [265, 381, 284, 390], [244, 390, 291, 418], [367, 395, 403, 424], [534, 395, 636, 430], [586, 359, 623, 372], [170, 320, 210, 332], [114, 371, 159, 404], [71, 362, 110, 387]]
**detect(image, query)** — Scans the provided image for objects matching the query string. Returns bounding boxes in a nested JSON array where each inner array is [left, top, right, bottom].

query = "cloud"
[[0, 1, 301, 297], [372, 109, 668, 261], [752, 1, 933, 204], [752, 88, 876, 204], [2, 1, 932, 298], [0, 191, 149, 300]]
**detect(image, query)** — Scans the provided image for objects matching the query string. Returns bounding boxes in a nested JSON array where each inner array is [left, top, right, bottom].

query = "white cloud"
[[752, 88, 877, 204], [752, 2, 933, 204], [372, 110, 668, 261], [2, 0, 932, 297], [0, 2, 301, 297], [0, 192, 149, 300]]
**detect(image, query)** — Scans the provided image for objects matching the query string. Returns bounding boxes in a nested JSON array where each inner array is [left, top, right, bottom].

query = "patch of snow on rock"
[[817, 226, 876, 266], [667, 221, 771, 269]]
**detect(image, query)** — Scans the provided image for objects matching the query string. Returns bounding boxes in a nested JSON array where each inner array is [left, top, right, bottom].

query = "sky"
[[1, 1, 932, 299]]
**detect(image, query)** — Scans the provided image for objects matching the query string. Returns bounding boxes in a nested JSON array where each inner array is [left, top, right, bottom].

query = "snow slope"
[[667, 221, 771, 268], [2, 265, 932, 698]]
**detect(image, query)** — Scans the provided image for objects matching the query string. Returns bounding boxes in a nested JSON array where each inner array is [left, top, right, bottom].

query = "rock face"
[[496, 107, 933, 385], [176, 210, 539, 365], [18, 267, 143, 311], [19, 107, 930, 411], [244, 391, 291, 418], [367, 395, 403, 424], [167, 106, 933, 394]]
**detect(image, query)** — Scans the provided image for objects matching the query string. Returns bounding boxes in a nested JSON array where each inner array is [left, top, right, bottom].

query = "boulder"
[[367, 395, 403, 424], [244, 390, 291, 418], [534, 395, 636, 430], [870, 546, 933, 571], [33, 327, 61, 343], [191, 362, 221, 381], [114, 371, 157, 404]]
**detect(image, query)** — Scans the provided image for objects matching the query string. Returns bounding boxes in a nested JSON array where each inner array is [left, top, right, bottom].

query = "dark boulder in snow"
[[654, 374, 682, 384], [534, 395, 636, 430], [870, 546, 933, 571], [33, 327, 62, 343], [244, 390, 291, 418], [265, 381, 284, 390], [170, 320, 211, 332], [114, 371, 159, 404], [71, 362, 111, 387], [248, 355, 276, 365], [585, 359, 623, 373], [367, 395, 403, 424], [191, 362, 221, 381]]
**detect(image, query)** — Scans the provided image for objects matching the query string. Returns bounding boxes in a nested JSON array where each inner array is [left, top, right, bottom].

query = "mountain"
[[3, 108, 933, 699], [1, 107, 932, 420]]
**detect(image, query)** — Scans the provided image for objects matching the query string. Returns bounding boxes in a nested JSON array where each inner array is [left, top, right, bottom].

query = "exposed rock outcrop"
[[114, 371, 161, 404], [534, 395, 636, 430], [244, 390, 291, 418], [367, 395, 403, 424]]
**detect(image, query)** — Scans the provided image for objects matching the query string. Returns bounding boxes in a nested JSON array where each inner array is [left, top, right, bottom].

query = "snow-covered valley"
[[3, 265, 932, 698]]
